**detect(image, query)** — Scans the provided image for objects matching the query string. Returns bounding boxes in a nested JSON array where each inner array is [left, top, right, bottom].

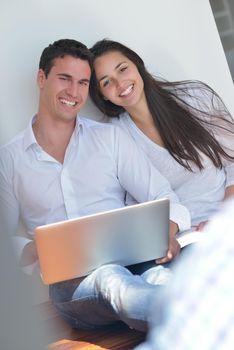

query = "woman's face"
[[94, 50, 145, 109]]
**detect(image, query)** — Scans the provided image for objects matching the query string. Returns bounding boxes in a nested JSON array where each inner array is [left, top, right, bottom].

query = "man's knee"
[[92, 264, 131, 291]]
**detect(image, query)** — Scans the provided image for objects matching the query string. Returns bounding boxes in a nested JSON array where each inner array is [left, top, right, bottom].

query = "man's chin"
[[57, 111, 79, 122]]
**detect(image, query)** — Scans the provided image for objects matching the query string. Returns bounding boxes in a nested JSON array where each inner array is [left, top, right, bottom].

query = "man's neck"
[[32, 114, 77, 164]]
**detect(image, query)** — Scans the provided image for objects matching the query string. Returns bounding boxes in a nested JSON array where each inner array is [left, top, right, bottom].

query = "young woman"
[[89, 39, 234, 230]]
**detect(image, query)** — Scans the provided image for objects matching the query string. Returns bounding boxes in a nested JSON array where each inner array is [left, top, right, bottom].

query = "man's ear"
[[37, 69, 46, 88]]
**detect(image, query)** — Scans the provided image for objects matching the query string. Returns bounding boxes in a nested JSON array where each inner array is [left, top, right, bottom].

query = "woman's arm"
[[195, 185, 234, 231]]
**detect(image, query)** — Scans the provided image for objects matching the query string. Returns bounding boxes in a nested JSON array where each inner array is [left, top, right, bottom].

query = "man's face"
[[37, 55, 91, 122]]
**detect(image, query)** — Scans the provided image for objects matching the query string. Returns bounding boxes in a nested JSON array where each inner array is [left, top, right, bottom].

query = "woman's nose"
[[114, 77, 124, 90]]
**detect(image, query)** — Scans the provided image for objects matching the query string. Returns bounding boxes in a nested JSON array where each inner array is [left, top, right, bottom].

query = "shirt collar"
[[23, 115, 84, 151], [23, 115, 38, 151], [75, 116, 84, 136]]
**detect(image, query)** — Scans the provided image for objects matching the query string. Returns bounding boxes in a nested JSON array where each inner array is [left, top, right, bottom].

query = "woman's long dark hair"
[[89, 39, 234, 171]]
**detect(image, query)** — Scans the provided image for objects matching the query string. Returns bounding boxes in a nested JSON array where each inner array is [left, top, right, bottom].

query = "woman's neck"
[[125, 93, 152, 125], [125, 101, 164, 147]]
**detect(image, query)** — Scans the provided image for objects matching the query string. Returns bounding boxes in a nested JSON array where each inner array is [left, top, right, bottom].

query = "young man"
[[0, 39, 190, 332]]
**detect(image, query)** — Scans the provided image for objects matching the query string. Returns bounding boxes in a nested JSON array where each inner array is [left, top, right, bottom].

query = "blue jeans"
[[49, 261, 171, 332]]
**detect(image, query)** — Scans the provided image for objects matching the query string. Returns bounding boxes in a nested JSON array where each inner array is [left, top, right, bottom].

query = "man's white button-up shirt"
[[0, 116, 190, 260]]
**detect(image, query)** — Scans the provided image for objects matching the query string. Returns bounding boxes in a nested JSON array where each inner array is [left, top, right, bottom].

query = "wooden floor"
[[37, 301, 146, 350]]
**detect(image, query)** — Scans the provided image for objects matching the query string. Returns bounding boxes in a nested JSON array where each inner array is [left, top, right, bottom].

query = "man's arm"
[[114, 127, 191, 232], [0, 169, 19, 237], [0, 150, 35, 266], [112, 127, 190, 262], [20, 241, 38, 266]]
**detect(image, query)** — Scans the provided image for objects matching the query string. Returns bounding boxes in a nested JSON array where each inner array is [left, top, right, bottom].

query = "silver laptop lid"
[[35, 198, 169, 284]]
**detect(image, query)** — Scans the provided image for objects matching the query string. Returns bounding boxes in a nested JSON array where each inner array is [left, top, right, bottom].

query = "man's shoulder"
[[79, 116, 132, 148], [79, 116, 121, 133], [0, 129, 25, 154]]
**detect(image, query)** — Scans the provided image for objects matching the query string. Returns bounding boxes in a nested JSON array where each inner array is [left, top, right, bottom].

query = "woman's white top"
[[110, 112, 234, 226]]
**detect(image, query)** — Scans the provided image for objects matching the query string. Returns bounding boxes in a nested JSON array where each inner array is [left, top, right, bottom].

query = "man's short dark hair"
[[39, 39, 93, 77]]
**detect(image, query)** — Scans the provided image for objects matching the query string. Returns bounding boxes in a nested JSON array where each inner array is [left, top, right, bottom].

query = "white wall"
[[1, 0, 234, 145], [1, 0, 233, 304]]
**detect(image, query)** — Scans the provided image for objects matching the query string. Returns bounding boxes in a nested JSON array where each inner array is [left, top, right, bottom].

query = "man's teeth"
[[120, 85, 133, 97], [60, 99, 77, 106]]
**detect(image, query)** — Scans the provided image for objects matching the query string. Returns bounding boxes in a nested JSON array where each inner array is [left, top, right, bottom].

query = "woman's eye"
[[120, 66, 127, 72], [102, 80, 109, 88]]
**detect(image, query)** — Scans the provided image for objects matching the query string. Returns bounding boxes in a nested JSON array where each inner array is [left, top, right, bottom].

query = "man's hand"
[[20, 241, 38, 266], [156, 221, 180, 264]]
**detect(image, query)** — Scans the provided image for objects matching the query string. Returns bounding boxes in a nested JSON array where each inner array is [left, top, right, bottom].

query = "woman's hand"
[[224, 185, 234, 201], [195, 221, 208, 231], [156, 221, 180, 264]]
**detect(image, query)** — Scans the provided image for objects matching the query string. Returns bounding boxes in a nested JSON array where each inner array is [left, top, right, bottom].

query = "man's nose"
[[67, 81, 79, 97]]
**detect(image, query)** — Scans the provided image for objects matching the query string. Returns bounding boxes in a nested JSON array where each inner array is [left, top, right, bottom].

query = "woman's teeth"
[[120, 84, 133, 97]]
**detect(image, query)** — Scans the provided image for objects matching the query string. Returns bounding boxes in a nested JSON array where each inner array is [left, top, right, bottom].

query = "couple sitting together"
[[0, 38, 234, 333]]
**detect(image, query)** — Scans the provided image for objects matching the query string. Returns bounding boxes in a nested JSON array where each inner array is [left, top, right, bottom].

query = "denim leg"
[[127, 260, 157, 275], [49, 271, 118, 330], [141, 265, 172, 285], [50, 263, 165, 332], [128, 261, 172, 285]]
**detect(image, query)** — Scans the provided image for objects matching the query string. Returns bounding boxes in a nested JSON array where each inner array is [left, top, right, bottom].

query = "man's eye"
[[59, 77, 68, 81], [79, 81, 89, 86]]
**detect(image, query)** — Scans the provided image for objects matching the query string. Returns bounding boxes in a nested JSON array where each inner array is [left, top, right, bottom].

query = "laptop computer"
[[35, 198, 169, 284]]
